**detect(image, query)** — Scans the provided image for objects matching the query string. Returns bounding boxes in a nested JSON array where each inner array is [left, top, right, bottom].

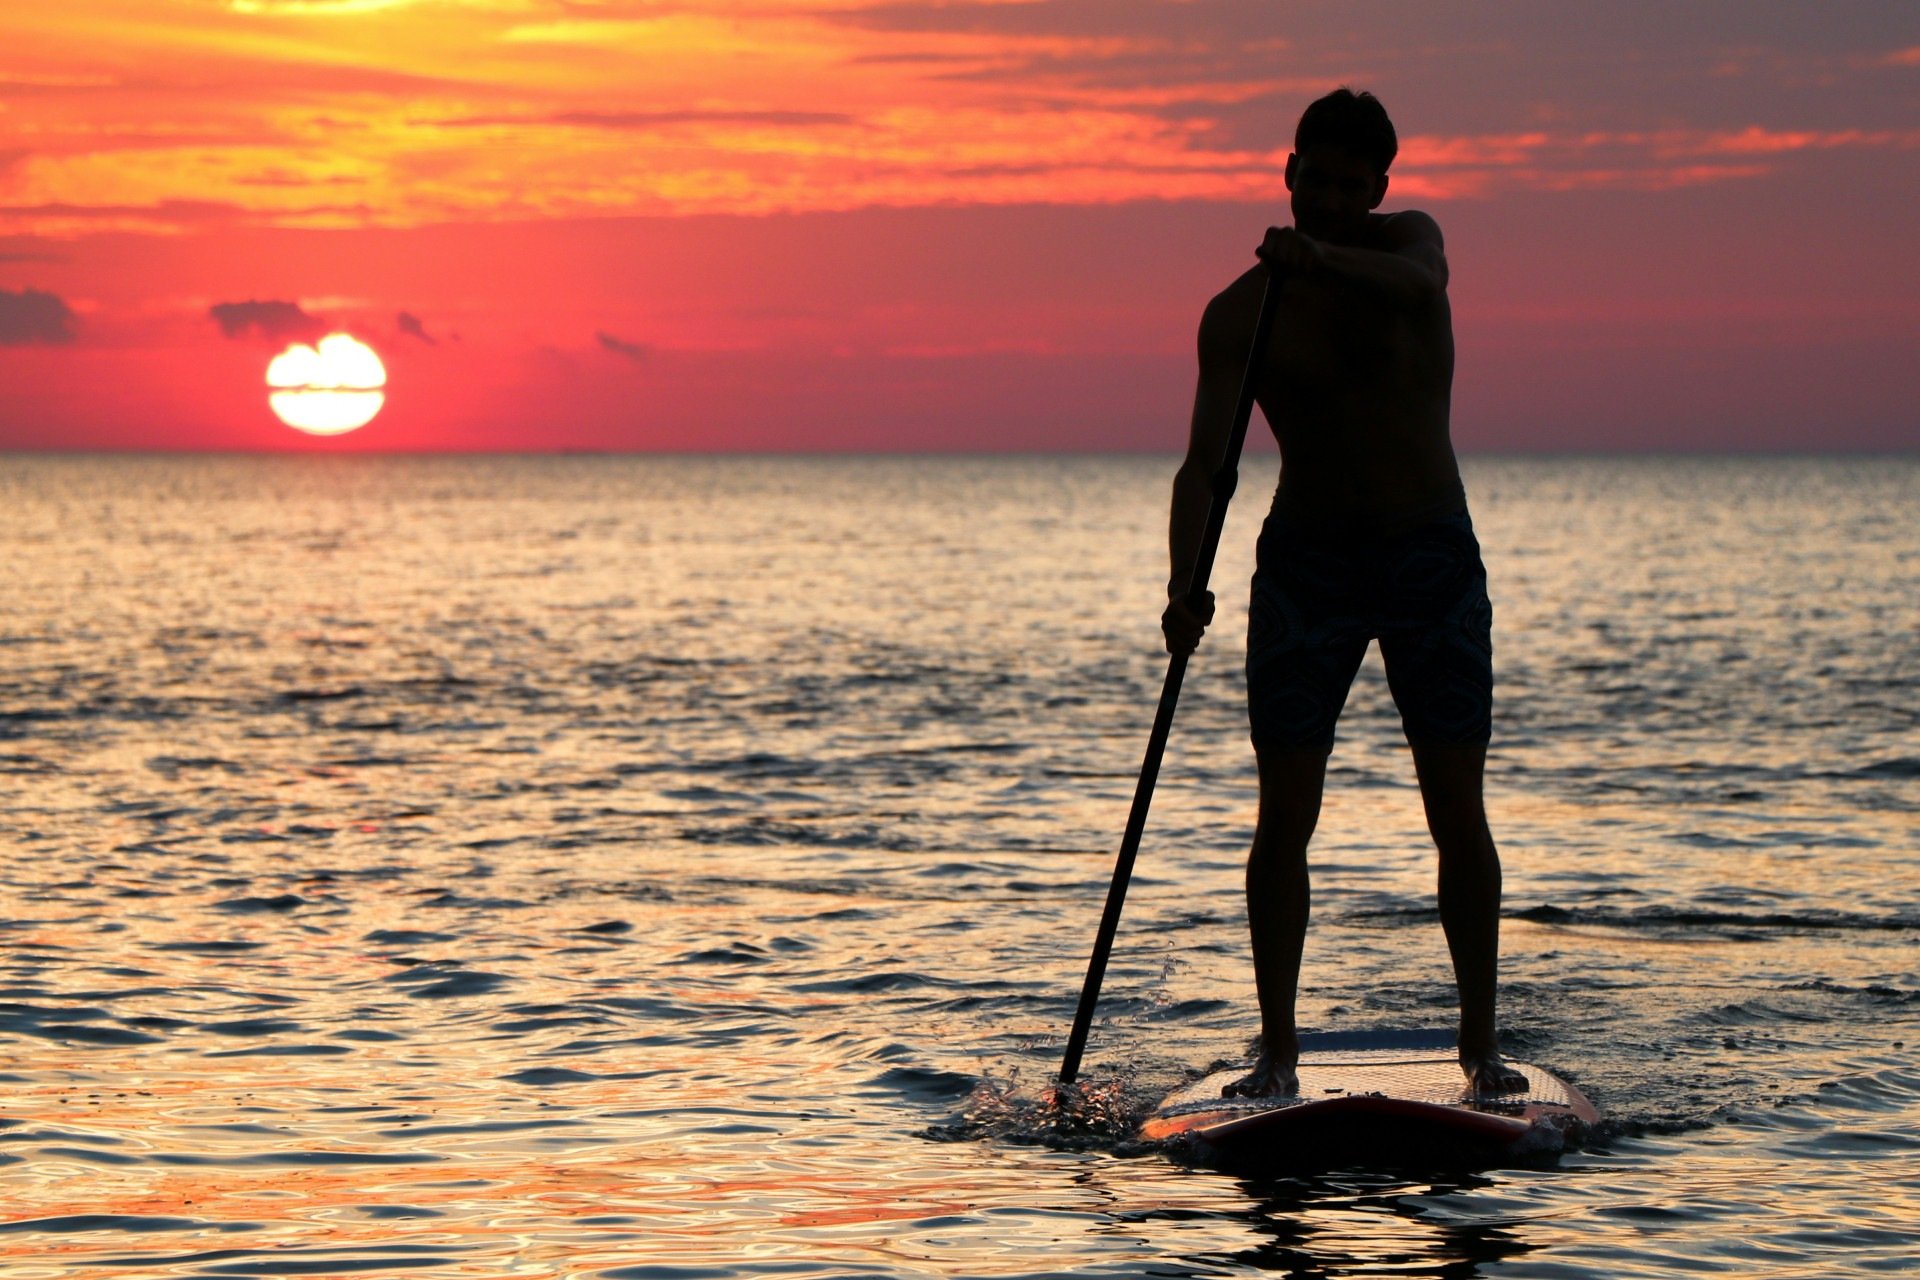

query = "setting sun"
[[267, 334, 387, 436]]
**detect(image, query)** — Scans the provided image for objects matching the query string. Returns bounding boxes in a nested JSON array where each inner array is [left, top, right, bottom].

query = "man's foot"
[[1222, 1050, 1298, 1098], [1460, 1049, 1528, 1095]]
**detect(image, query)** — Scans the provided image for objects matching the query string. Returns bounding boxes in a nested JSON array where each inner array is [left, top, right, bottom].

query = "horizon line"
[[4, 446, 1916, 460]]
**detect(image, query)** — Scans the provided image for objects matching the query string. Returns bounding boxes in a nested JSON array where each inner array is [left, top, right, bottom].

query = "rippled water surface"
[[2, 453, 1916, 1277]]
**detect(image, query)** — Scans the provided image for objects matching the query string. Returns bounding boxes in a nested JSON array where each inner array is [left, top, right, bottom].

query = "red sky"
[[3, 0, 1917, 452]]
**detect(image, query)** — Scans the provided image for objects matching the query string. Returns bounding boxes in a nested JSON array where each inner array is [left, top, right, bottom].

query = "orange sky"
[[3, 1, 1917, 451]]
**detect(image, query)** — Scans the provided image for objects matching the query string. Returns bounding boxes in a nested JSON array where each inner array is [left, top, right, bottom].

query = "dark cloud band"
[[0, 288, 76, 345], [209, 299, 324, 341], [596, 331, 649, 362]]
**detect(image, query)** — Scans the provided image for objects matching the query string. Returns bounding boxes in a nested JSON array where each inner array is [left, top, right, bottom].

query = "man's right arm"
[[1163, 275, 1261, 655]]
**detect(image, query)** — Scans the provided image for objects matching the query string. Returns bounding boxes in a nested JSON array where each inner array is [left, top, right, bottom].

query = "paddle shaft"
[[1058, 266, 1283, 1088]]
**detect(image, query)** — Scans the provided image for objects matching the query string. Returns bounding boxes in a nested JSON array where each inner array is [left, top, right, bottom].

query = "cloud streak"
[[596, 331, 649, 362], [397, 310, 438, 344], [209, 299, 325, 341], [442, 109, 858, 130], [1389, 125, 1920, 198]]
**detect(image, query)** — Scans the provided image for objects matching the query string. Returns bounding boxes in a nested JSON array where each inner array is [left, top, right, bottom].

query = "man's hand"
[[1257, 225, 1324, 276], [1161, 589, 1216, 657]]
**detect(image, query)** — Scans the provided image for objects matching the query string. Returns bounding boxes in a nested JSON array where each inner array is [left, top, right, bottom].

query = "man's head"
[[1286, 88, 1397, 243]]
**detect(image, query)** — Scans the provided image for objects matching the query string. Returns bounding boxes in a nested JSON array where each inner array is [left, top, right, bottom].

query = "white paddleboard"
[[1142, 1030, 1598, 1169]]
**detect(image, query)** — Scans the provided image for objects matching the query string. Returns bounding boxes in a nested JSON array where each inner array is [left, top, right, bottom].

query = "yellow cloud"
[[229, 0, 433, 14]]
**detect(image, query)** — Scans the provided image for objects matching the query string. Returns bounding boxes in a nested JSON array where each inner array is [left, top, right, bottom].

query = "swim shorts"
[[1246, 507, 1493, 751]]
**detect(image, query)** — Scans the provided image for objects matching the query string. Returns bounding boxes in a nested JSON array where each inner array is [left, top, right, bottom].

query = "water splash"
[[928, 1069, 1159, 1152]]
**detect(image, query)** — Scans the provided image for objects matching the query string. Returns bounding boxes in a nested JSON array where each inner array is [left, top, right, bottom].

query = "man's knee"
[[1428, 807, 1494, 860], [1252, 746, 1330, 860], [1250, 821, 1313, 872], [1408, 740, 1494, 852]]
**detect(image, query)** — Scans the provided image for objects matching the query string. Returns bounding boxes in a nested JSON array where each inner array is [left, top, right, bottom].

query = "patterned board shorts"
[[1246, 509, 1494, 752]]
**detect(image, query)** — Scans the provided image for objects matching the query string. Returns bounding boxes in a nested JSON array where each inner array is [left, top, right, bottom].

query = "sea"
[[1, 452, 1915, 1279]]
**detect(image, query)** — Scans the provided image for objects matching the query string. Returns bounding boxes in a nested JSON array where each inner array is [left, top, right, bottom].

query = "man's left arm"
[[1261, 211, 1447, 308]]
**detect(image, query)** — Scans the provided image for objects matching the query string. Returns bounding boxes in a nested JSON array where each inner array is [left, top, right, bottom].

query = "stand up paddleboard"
[[1141, 1030, 1598, 1171]]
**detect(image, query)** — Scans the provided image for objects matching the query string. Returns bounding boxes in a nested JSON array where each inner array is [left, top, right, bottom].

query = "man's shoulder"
[[1198, 265, 1268, 356], [1370, 208, 1445, 248], [1210, 263, 1267, 305]]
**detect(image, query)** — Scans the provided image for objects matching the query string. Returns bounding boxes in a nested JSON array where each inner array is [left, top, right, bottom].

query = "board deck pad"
[[1141, 1031, 1597, 1170]]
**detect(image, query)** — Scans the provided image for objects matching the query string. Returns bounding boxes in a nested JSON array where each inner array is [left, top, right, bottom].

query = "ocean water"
[[0, 452, 1915, 1278]]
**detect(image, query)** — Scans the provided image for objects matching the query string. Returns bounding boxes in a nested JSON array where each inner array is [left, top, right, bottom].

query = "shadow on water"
[[1186, 1169, 1537, 1278]]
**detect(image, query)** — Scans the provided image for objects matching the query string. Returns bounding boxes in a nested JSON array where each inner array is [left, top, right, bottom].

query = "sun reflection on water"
[[1, 455, 1915, 1277]]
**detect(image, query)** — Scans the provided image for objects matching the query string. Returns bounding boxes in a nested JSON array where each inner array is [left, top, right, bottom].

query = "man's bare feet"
[[1461, 1049, 1529, 1095], [1222, 1050, 1299, 1098]]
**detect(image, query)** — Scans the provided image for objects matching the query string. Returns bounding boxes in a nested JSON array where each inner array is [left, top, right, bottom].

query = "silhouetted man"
[[1161, 88, 1528, 1097]]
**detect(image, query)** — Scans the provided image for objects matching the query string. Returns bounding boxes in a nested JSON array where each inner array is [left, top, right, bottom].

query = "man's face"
[[1285, 146, 1388, 243]]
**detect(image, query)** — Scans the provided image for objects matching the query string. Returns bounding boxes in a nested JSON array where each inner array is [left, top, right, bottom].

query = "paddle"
[[1057, 260, 1284, 1090]]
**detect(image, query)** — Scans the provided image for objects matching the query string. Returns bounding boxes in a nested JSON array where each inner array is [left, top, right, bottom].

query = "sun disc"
[[270, 389, 385, 435], [268, 332, 387, 435]]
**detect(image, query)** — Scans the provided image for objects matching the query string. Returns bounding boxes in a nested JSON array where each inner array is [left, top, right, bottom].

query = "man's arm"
[[1261, 210, 1447, 308], [1162, 276, 1260, 654]]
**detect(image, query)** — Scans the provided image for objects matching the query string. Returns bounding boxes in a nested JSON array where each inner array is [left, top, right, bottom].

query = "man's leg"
[[1408, 740, 1527, 1093], [1223, 745, 1329, 1098]]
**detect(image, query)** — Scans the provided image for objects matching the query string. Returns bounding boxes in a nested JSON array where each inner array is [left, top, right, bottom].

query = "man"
[[1161, 88, 1529, 1098]]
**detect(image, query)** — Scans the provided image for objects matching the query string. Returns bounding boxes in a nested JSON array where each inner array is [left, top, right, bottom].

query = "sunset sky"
[[3, 0, 1916, 452]]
